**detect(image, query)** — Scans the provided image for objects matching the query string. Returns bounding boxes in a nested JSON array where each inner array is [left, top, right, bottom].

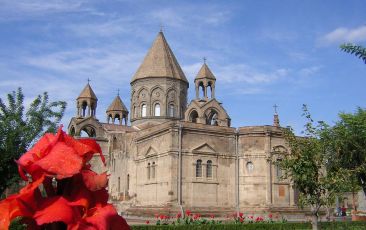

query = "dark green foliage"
[[328, 108, 366, 197], [131, 222, 366, 230], [0, 88, 66, 196], [9, 217, 27, 230], [340, 43, 366, 64]]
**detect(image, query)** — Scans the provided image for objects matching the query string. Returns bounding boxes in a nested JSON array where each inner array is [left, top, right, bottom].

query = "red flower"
[[0, 127, 130, 230], [17, 127, 104, 181], [249, 215, 253, 219], [239, 217, 244, 223], [269, 213, 273, 219], [176, 213, 182, 219], [193, 214, 200, 220], [239, 212, 244, 218], [185, 209, 191, 216], [210, 214, 215, 219], [146, 220, 150, 224], [255, 216, 264, 222]]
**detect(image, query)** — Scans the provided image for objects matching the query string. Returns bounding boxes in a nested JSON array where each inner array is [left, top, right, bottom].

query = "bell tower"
[[194, 59, 216, 100], [76, 80, 98, 118]]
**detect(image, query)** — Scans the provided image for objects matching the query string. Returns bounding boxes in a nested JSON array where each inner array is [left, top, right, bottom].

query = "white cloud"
[[298, 66, 322, 76], [215, 64, 290, 84], [319, 25, 366, 45]]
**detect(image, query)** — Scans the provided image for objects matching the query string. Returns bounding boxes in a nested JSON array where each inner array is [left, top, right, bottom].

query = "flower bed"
[[132, 221, 366, 230]]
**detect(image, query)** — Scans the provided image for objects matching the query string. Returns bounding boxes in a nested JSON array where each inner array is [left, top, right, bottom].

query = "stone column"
[[265, 132, 273, 206], [289, 182, 295, 206]]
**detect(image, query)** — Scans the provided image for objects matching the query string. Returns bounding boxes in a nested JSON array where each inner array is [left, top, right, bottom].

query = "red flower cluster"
[[185, 209, 191, 216], [0, 127, 129, 230], [193, 213, 201, 220], [255, 216, 264, 222]]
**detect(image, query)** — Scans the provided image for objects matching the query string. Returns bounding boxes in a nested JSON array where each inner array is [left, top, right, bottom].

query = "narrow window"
[[206, 160, 212, 178], [152, 162, 156, 178], [154, 103, 160, 116], [118, 177, 120, 193], [147, 163, 151, 179], [141, 104, 147, 117], [196, 159, 202, 177], [276, 159, 283, 179], [127, 174, 130, 191], [169, 104, 175, 117]]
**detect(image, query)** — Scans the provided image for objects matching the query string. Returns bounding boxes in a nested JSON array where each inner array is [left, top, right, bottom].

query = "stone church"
[[68, 31, 299, 216]]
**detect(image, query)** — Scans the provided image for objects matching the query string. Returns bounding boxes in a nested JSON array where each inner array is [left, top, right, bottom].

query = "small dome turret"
[[76, 82, 97, 118], [106, 94, 129, 125]]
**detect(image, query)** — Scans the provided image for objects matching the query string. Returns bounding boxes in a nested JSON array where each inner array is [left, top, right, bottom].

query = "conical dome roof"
[[107, 95, 128, 112], [77, 83, 97, 100], [131, 31, 188, 83], [195, 63, 216, 81]]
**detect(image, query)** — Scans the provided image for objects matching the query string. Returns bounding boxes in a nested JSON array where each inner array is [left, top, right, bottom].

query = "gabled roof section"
[[131, 31, 188, 83], [192, 143, 216, 154], [106, 95, 128, 112], [195, 63, 216, 81], [78, 83, 97, 100]]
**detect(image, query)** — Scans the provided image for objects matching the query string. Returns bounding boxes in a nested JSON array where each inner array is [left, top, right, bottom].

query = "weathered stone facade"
[[68, 31, 300, 217]]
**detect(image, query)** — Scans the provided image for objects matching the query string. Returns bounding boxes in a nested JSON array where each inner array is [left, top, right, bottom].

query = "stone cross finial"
[[87, 78, 91, 84], [203, 57, 207, 64], [117, 89, 120, 96], [160, 23, 163, 32]]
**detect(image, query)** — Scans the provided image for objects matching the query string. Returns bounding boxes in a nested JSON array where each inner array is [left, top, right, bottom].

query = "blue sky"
[[0, 0, 365, 133]]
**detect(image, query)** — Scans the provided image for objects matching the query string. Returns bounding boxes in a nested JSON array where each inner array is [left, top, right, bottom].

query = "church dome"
[[131, 31, 188, 83]]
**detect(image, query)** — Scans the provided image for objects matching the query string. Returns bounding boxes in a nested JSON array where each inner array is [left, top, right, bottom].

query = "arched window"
[[81, 101, 87, 117], [113, 137, 118, 150], [276, 159, 283, 179], [169, 104, 175, 117], [207, 110, 218, 126], [147, 163, 151, 179], [154, 103, 160, 116], [246, 161, 254, 174], [118, 177, 120, 193], [114, 114, 121, 124], [206, 160, 212, 178], [152, 162, 156, 178], [127, 174, 130, 191], [141, 104, 147, 117], [198, 82, 204, 98], [190, 110, 198, 123], [196, 159, 202, 177]]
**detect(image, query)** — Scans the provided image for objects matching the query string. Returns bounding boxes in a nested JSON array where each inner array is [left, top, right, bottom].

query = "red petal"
[[78, 139, 105, 165], [35, 142, 83, 179], [82, 170, 108, 191], [75, 205, 129, 230], [34, 196, 81, 225]]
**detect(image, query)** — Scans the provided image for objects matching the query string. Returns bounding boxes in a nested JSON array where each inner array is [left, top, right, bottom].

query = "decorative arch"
[[206, 109, 219, 126], [150, 86, 164, 98], [80, 125, 96, 137], [189, 110, 199, 123]]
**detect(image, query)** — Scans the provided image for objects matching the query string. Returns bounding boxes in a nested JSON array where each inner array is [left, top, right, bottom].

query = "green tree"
[[276, 105, 343, 230], [329, 108, 366, 198], [0, 88, 66, 196], [340, 43, 366, 64]]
